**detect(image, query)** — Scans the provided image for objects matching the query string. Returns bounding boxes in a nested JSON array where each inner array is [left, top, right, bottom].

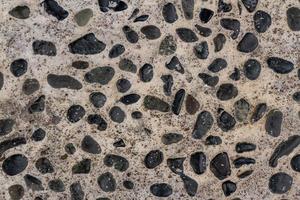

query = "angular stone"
[[119, 58, 137, 73], [241, 0, 258, 12], [72, 159, 91, 174], [190, 152, 206, 175], [185, 94, 200, 115], [210, 152, 231, 180], [192, 111, 213, 139], [9, 6, 30, 19], [194, 41, 209, 59], [180, 174, 198, 197], [220, 18, 240, 39], [195, 25, 212, 37], [161, 75, 173, 96], [28, 95, 45, 113], [198, 73, 219, 87], [159, 35, 177, 55], [167, 157, 185, 175], [208, 58, 227, 73], [24, 174, 44, 191], [43, 0, 69, 20], [199, 8, 214, 23], [69, 33, 106, 55], [251, 103, 267, 123], [74, 8, 93, 26], [48, 179, 65, 192], [103, 154, 129, 172], [165, 56, 184, 74], [35, 157, 54, 174], [217, 110, 236, 132], [144, 95, 170, 112], [81, 135, 101, 154], [216, 83, 238, 101], [161, 133, 183, 145], [265, 109, 283, 137], [172, 89, 185, 115], [85, 67, 115, 85], [122, 26, 139, 43], [33, 40, 56, 56]]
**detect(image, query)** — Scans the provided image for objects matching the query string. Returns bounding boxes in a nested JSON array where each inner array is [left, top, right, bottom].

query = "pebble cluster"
[[0, 0, 300, 199]]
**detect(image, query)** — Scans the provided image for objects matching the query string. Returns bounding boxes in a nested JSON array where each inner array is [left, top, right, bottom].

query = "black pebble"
[[72, 60, 89, 69], [131, 111, 142, 119], [198, 73, 219, 87], [293, 91, 300, 102], [24, 174, 44, 191], [222, 180, 237, 196], [236, 142, 256, 153], [47, 74, 82, 90], [210, 152, 231, 180], [70, 182, 84, 200], [123, 180, 134, 189], [176, 28, 198, 43], [113, 1, 128, 12], [85, 66, 115, 85], [23, 79, 40, 95], [237, 32, 258, 53], [195, 25, 212, 37], [119, 58, 137, 73], [69, 33, 106, 55], [208, 58, 227, 73], [141, 25, 161, 40], [161, 133, 183, 145], [269, 172, 293, 194], [190, 152, 206, 175], [192, 111, 214, 139], [65, 143, 76, 154], [243, 59, 261, 80], [89, 92, 106, 108], [144, 150, 163, 169], [150, 183, 172, 197], [269, 135, 300, 167], [287, 7, 300, 31], [32, 40, 56, 56], [87, 114, 107, 131], [254, 10, 272, 33], [220, 18, 240, 39], [103, 154, 129, 172], [229, 68, 240, 81], [194, 41, 209, 59], [267, 57, 294, 74], [144, 95, 170, 112], [241, 0, 258, 12], [181, 0, 194, 20], [199, 8, 214, 23], [133, 15, 149, 22], [0, 137, 26, 155], [217, 110, 236, 132], [2, 154, 28, 176], [0, 118, 15, 136], [251, 103, 267, 123], [238, 170, 253, 179], [205, 135, 222, 145], [116, 78, 131, 93], [265, 109, 283, 137], [43, 0, 69, 20], [120, 94, 140, 105], [180, 174, 198, 196], [233, 157, 255, 168], [165, 56, 184, 74], [28, 95, 45, 113], [213, 33, 226, 52], [139, 64, 154, 82], [8, 184, 24, 200], [97, 172, 116, 192], [162, 3, 178, 23], [109, 106, 126, 123], [218, 0, 232, 13], [72, 159, 91, 174], [216, 83, 238, 101], [48, 179, 65, 192], [9, 6, 30, 19], [113, 138, 126, 147], [81, 135, 101, 154], [0, 72, 3, 90], [31, 128, 46, 141], [172, 89, 185, 115], [167, 157, 185, 175], [35, 157, 54, 174], [109, 44, 125, 58], [67, 105, 85, 123], [10, 59, 27, 77], [161, 75, 173, 96], [122, 26, 139, 43], [291, 154, 300, 172]]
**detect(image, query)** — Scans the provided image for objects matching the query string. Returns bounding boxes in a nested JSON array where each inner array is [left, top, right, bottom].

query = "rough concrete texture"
[[0, 0, 300, 199]]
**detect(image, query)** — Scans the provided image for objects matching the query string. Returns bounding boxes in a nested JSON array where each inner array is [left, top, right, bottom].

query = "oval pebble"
[[267, 57, 294, 74], [162, 3, 178, 23], [2, 154, 28, 176], [216, 83, 238, 101], [176, 28, 198, 43], [254, 10, 272, 33], [144, 150, 163, 169], [269, 172, 293, 194], [161, 133, 183, 145], [109, 106, 126, 123], [47, 74, 82, 90], [81, 135, 101, 154], [8, 184, 24, 200], [237, 32, 258, 53], [141, 25, 161, 40], [287, 7, 300, 31], [9, 6, 30, 19], [10, 59, 27, 77], [139, 64, 153, 82], [85, 67, 115, 85], [67, 105, 85, 123], [89, 92, 106, 108], [150, 183, 172, 197], [243, 59, 261, 80], [109, 44, 125, 58], [74, 8, 93, 27], [265, 109, 283, 137], [97, 172, 116, 192], [291, 154, 300, 172], [22, 79, 40, 95]]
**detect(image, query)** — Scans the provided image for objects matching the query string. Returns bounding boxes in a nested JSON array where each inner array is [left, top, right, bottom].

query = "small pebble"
[[287, 7, 300, 31], [161, 133, 183, 145], [22, 79, 40, 95], [74, 8, 93, 26], [176, 28, 198, 43], [10, 59, 27, 77], [199, 8, 214, 23], [9, 6, 30, 19], [190, 152, 206, 175], [85, 66, 115, 85], [89, 92, 106, 108], [97, 172, 116, 192], [109, 106, 126, 123], [67, 105, 85, 123], [69, 33, 106, 55], [222, 180, 237, 196], [194, 41, 209, 59], [119, 58, 137, 73], [116, 78, 131, 93], [141, 25, 161, 40], [243, 59, 261, 80], [81, 135, 101, 154], [72, 60, 89, 69], [144, 150, 163, 169], [8, 184, 24, 200], [237, 32, 258, 53], [48, 179, 65, 192], [162, 3, 178, 23], [33, 40, 57, 56], [109, 44, 125, 58], [150, 183, 172, 197]]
